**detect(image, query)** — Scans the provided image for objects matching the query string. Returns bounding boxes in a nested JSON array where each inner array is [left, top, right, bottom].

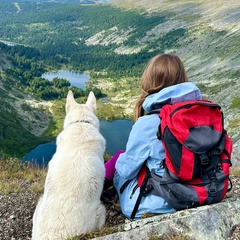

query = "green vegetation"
[[0, 152, 112, 195], [0, 42, 105, 101], [228, 118, 240, 137], [230, 97, 240, 109], [0, 155, 240, 238], [0, 100, 52, 158], [0, 0, 239, 159], [0, 1, 239, 239], [0, 2, 182, 79], [148, 232, 190, 240], [0, 157, 46, 194], [73, 226, 122, 240]]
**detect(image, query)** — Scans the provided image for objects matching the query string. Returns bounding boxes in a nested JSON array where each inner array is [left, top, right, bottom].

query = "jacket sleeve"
[[115, 116, 151, 180]]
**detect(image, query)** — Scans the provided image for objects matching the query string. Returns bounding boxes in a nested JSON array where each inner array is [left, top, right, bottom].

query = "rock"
[[95, 196, 240, 240], [232, 140, 240, 167], [9, 214, 16, 220]]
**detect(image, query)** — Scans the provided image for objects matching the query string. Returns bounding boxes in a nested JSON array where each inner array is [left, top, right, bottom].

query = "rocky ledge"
[[97, 196, 240, 240], [0, 176, 239, 240]]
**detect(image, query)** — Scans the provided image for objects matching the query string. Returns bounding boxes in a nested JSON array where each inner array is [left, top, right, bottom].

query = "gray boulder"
[[96, 196, 240, 240]]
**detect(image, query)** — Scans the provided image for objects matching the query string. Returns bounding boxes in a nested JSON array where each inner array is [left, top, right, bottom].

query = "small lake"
[[22, 119, 133, 167], [42, 70, 90, 90]]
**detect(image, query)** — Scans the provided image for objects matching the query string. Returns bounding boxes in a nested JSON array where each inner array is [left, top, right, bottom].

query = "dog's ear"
[[86, 91, 97, 112], [66, 90, 76, 113]]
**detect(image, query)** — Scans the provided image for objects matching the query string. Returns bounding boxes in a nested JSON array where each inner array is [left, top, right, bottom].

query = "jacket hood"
[[143, 82, 202, 112]]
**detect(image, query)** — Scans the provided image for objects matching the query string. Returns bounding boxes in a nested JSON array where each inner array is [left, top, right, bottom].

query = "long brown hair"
[[134, 54, 188, 122]]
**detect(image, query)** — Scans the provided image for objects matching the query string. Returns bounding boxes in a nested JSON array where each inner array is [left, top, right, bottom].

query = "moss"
[[229, 97, 240, 109], [148, 231, 190, 240]]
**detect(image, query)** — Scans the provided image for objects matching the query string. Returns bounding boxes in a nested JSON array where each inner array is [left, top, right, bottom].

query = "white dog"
[[32, 90, 106, 240]]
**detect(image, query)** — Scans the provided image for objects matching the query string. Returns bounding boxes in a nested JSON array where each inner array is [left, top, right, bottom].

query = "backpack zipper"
[[169, 101, 220, 118]]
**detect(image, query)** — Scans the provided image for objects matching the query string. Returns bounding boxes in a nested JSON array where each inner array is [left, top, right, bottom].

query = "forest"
[[0, 42, 104, 100], [0, 2, 189, 101], [0, 2, 187, 80], [0, 1, 239, 158]]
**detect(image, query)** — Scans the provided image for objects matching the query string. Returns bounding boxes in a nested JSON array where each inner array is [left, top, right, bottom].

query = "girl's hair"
[[134, 54, 188, 121]]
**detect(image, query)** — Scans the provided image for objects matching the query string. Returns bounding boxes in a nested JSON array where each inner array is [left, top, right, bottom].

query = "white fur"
[[32, 91, 106, 240]]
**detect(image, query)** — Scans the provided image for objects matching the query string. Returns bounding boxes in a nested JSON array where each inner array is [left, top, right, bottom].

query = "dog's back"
[[32, 91, 106, 239]]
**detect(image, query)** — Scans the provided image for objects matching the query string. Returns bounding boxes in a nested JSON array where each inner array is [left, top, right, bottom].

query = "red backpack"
[[123, 99, 233, 219], [147, 99, 233, 210]]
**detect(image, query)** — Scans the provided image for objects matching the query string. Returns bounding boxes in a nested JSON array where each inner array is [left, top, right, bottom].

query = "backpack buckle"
[[160, 159, 165, 169], [143, 184, 153, 196], [200, 154, 209, 165], [209, 178, 217, 197]]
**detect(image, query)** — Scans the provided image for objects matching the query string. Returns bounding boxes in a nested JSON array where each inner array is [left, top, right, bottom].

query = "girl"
[[104, 54, 202, 219]]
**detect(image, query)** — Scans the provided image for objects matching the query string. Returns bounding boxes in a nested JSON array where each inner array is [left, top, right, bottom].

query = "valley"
[[0, 1, 240, 239], [0, 0, 239, 161]]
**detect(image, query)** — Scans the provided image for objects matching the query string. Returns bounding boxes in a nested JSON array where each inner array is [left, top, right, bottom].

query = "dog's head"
[[64, 90, 99, 129]]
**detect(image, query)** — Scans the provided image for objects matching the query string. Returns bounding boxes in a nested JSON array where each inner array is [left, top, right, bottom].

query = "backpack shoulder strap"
[[130, 187, 144, 219], [130, 166, 151, 219], [147, 109, 161, 115], [146, 101, 170, 115]]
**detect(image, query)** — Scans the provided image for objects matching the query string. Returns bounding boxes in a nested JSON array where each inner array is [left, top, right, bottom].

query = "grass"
[[230, 97, 240, 109], [73, 226, 122, 240], [0, 157, 46, 194], [1, 155, 238, 187], [1, 155, 239, 196], [231, 167, 240, 177], [42, 99, 65, 136], [0, 151, 112, 195], [228, 118, 240, 137], [1, 157, 240, 239]]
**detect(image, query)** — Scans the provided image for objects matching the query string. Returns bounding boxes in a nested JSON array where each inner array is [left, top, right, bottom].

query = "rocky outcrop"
[[96, 196, 240, 240]]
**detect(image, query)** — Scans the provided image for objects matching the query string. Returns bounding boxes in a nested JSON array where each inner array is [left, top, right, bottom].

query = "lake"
[[42, 70, 90, 90], [22, 119, 133, 167], [24, 70, 133, 166]]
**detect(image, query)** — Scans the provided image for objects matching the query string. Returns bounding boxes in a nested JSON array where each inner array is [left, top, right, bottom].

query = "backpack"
[[129, 99, 232, 219]]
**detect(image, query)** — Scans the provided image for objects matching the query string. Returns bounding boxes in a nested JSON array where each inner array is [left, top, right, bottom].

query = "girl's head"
[[134, 54, 188, 121]]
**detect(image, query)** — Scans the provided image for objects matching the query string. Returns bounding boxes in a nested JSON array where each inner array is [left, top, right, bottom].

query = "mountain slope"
[[108, 0, 240, 144], [0, 0, 239, 160], [0, 49, 53, 157]]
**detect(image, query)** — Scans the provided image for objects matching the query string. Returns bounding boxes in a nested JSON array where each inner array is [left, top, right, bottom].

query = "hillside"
[[112, 0, 240, 154], [0, 0, 239, 160], [0, 49, 53, 157]]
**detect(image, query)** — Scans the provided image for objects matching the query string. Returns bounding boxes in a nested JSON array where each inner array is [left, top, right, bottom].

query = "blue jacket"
[[113, 82, 202, 219]]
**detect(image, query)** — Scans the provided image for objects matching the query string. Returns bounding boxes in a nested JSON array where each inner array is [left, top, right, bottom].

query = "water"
[[24, 70, 133, 166], [22, 119, 133, 167], [100, 119, 133, 155], [42, 70, 90, 90], [22, 142, 57, 167]]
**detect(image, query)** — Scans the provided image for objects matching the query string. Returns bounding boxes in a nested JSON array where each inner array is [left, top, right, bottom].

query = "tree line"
[[0, 3, 187, 80], [0, 42, 104, 100]]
